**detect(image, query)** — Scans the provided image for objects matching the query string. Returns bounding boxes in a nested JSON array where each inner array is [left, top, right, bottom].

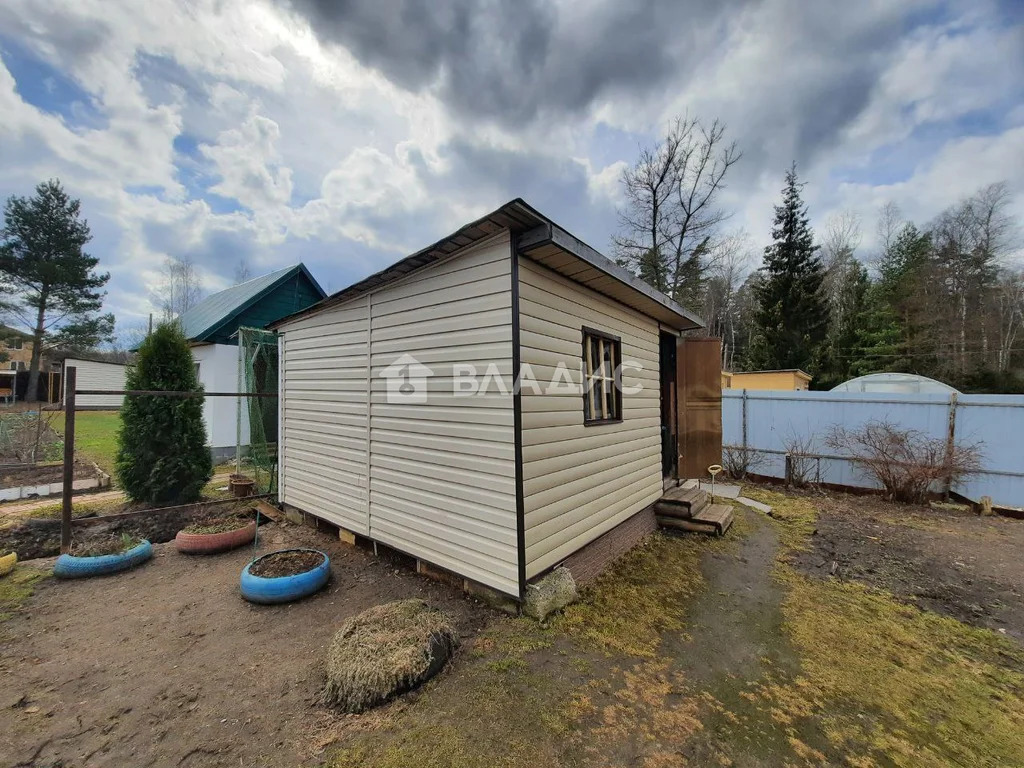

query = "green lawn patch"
[[55, 410, 121, 478]]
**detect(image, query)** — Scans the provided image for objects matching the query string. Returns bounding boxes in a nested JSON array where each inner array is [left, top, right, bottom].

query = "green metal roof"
[[179, 264, 325, 343]]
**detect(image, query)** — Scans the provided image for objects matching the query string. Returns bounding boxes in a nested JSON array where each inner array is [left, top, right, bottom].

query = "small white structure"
[[176, 264, 325, 460], [271, 199, 705, 599], [831, 372, 960, 395], [62, 358, 128, 409]]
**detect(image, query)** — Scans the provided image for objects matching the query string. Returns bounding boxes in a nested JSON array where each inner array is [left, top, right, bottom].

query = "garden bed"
[[0, 459, 109, 501], [0, 498, 266, 561]]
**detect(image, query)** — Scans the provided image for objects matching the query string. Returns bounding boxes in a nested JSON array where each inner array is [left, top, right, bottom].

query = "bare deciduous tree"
[[234, 257, 253, 285], [156, 257, 203, 320], [615, 115, 741, 306], [700, 230, 755, 369]]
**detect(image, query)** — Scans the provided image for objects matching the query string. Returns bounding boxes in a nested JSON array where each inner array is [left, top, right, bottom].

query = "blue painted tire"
[[240, 548, 330, 605], [53, 540, 153, 579]]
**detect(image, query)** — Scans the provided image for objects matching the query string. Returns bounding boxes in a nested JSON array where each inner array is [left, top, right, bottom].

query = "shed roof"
[[731, 369, 812, 380], [178, 264, 325, 342], [272, 199, 705, 332]]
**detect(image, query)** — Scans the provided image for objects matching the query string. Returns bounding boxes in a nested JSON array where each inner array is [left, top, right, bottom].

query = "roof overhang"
[[271, 199, 705, 332], [516, 219, 703, 332]]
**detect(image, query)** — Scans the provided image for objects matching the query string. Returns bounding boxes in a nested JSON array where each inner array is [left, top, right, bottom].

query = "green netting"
[[238, 327, 279, 495]]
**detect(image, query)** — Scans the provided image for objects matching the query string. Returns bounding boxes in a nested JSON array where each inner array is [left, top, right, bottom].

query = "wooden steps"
[[656, 481, 734, 536]]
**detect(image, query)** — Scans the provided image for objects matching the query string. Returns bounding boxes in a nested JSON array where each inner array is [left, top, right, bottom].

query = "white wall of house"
[[278, 233, 519, 595], [191, 343, 250, 458], [518, 256, 663, 579], [63, 358, 127, 409]]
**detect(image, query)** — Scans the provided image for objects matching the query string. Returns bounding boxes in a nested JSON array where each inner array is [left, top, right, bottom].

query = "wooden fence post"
[[60, 366, 76, 554]]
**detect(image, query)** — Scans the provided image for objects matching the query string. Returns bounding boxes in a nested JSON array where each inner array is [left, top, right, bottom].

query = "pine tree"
[[0, 180, 114, 401], [115, 322, 212, 504], [749, 165, 829, 372]]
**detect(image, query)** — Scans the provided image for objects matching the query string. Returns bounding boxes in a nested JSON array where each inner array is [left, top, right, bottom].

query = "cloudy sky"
[[1, 0, 1022, 339]]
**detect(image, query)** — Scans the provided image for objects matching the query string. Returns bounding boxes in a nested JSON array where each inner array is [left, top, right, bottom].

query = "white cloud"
[[0, 0, 1019, 340]]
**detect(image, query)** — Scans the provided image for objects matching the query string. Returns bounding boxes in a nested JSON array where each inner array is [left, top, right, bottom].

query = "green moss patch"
[[0, 566, 47, 623]]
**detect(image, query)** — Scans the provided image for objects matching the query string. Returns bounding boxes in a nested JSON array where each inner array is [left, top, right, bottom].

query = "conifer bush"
[[115, 322, 212, 504]]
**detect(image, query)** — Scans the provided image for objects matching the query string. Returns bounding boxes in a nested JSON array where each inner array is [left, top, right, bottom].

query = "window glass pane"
[[582, 330, 621, 423]]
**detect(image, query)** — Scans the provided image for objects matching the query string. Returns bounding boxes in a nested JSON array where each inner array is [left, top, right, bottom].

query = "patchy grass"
[[555, 532, 715, 658], [0, 566, 46, 623], [55, 410, 120, 477], [15, 496, 124, 520], [776, 574, 1024, 766], [742, 487, 818, 553], [725, 488, 1024, 767]]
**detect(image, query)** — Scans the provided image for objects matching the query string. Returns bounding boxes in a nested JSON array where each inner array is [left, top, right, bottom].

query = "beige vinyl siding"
[[368, 233, 517, 595], [278, 233, 518, 596], [519, 256, 663, 579], [279, 296, 370, 535]]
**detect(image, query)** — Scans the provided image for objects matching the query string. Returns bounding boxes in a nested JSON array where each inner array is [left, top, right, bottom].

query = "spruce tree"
[[115, 322, 212, 504], [750, 165, 829, 372]]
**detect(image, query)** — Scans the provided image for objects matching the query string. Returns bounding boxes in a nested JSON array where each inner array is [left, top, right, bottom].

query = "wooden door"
[[677, 337, 723, 479]]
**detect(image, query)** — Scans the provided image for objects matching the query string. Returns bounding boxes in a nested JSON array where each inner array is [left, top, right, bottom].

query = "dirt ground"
[[3, 486, 1024, 767], [792, 490, 1024, 640], [0, 523, 492, 768]]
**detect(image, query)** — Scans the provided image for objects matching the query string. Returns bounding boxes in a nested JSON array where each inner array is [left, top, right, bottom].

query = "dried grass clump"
[[319, 599, 457, 713]]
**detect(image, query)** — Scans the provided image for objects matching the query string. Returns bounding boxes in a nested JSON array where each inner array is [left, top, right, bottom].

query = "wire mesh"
[[237, 327, 279, 495]]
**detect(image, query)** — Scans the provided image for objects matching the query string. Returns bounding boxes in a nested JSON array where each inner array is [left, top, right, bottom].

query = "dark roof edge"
[[196, 264, 326, 342]]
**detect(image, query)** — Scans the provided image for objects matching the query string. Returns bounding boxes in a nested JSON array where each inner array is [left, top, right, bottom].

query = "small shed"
[[271, 199, 708, 599], [61, 358, 128, 409], [177, 264, 326, 459], [726, 369, 811, 391]]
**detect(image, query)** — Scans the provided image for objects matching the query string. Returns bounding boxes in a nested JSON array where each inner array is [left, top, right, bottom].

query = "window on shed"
[[582, 327, 622, 425]]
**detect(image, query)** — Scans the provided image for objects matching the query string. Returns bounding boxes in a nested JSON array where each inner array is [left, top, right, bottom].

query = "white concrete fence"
[[722, 389, 1024, 509]]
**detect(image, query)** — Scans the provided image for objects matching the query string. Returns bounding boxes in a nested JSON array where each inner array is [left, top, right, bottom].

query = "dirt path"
[[658, 509, 832, 765], [0, 523, 492, 768]]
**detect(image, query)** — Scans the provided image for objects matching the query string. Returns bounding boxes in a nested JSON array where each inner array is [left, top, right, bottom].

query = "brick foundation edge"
[[556, 504, 657, 586]]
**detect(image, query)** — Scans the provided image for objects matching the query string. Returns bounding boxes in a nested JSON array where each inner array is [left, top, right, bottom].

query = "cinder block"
[[338, 528, 356, 546]]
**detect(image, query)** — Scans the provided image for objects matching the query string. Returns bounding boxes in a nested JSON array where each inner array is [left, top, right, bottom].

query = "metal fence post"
[[943, 392, 958, 498], [741, 388, 749, 453], [61, 366, 77, 554]]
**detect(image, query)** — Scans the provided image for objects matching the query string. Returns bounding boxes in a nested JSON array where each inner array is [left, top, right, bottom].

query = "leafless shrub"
[[722, 444, 764, 480], [783, 432, 818, 487], [0, 410, 63, 463], [825, 421, 983, 504]]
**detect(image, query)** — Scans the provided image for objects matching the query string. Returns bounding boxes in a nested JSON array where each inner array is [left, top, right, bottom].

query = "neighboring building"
[[726, 369, 812, 391], [61, 358, 128, 409], [178, 264, 326, 460], [721, 371, 733, 389], [271, 199, 706, 600], [831, 372, 959, 395], [0, 325, 46, 372]]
